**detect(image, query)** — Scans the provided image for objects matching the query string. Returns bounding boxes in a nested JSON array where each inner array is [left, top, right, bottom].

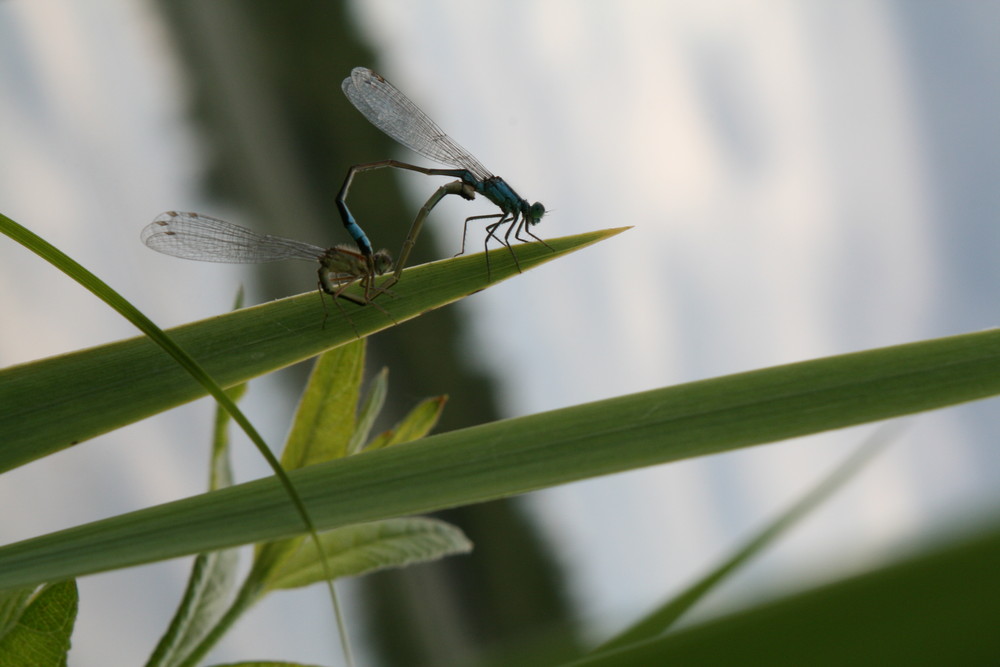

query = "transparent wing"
[[141, 212, 325, 264], [343, 67, 493, 182]]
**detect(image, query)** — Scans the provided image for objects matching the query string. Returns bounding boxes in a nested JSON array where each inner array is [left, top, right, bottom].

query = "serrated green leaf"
[[146, 550, 240, 667], [365, 395, 447, 451], [281, 341, 365, 470], [254, 340, 371, 583], [0, 581, 77, 667], [266, 518, 471, 590]]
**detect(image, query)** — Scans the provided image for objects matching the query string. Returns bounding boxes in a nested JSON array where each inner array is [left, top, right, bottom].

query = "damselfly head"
[[372, 249, 393, 275], [527, 202, 545, 225]]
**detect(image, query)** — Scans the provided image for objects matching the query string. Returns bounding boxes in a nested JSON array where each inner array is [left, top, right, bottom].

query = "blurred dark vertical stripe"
[[153, 1, 580, 664]]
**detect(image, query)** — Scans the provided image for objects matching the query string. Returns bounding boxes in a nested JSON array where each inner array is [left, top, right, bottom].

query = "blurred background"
[[2, 1, 1000, 665]]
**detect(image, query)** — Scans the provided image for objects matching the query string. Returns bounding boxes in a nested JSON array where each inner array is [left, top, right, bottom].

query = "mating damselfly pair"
[[142, 66, 548, 310]]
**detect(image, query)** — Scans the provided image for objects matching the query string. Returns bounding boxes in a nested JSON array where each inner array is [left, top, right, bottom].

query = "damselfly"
[[141, 211, 391, 305], [337, 66, 549, 288]]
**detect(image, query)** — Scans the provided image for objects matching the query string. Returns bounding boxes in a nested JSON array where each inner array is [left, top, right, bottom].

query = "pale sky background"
[[2, 1, 1000, 665]]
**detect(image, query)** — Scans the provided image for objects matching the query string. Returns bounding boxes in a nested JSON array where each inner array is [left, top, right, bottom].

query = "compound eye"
[[528, 202, 545, 224]]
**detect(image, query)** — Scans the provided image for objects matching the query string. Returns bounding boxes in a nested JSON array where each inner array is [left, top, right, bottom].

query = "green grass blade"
[[562, 518, 1000, 666], [207, 289, 247, 492], [0, 213, 328, 604], [593, 424, 898, 652], [208, 386, 244, 492], [0, 223, 626, 473], [0, 327, 997, 590], [2, 212, 366, 665]]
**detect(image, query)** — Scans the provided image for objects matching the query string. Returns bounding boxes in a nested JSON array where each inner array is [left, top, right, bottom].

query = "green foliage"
[[568, 520, 1000, 666], [264, 518, 471, 591], [147, 339, 467, 667], [5, 323, 1000, 594], [4, 211, 1000, 664], [593, 426, 898, 653], [0, 220, 620, 473], [0, 581, 77, 667]]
